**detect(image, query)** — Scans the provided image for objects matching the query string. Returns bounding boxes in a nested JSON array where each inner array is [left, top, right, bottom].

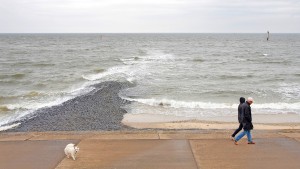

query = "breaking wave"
[[123, 97, 300, 114]]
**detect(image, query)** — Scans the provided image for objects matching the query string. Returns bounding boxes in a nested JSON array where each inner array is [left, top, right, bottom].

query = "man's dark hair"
[[240, 97, 245, 103]]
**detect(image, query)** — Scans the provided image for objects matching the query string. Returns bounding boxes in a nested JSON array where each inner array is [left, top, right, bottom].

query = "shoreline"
[[122, 113, 300, 130], [1, 80, 299, 132], [122, 121, 300, 130]]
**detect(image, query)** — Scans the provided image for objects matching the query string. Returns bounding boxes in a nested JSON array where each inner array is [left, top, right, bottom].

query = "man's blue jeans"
[[235, 129, 252, 142]]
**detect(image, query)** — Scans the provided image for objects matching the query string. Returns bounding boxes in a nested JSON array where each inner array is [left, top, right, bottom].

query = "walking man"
[[234, 97, 255, 145], [231, 97, 245, 140]]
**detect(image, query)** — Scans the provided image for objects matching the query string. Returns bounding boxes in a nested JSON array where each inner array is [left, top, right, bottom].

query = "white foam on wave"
[[120, 57, 138, 65], [0, 123, 20, 131], [0, 81, 97, 128], [82, 50, 175, 83], [124, 97, 237, 109], [82, 66, 130, 81], [126, 77, 136, 83], [0, 95, 75, 127], [124, 97, 300, 114], [5, 82, 95, 111], [144, 52, 174, 61], [252, 102, 300, 110]]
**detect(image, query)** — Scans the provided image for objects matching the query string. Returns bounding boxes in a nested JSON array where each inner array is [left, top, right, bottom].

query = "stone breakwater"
[[6, 81, 133, 132]]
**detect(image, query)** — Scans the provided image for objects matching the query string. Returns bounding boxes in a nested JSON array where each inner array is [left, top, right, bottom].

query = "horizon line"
[[0, 32, 299, 34]]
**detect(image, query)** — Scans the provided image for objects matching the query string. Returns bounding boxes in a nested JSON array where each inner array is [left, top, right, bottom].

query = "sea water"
[[0, 33, 299, 127]]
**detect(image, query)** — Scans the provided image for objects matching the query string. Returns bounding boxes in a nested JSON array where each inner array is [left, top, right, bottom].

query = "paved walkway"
[[0, 130, 300, 169]]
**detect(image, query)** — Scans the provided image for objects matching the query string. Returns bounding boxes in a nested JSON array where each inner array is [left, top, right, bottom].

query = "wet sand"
[[123, 121, 300, 130], [122, 113, 300, 130]]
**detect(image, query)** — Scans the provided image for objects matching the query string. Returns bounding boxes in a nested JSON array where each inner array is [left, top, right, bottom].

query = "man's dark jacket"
[[241, 102, 253, 130], [238, 103, 243, 123]]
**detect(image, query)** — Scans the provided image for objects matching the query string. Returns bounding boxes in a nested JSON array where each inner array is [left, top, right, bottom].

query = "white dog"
[[64, 143, 79, 160]]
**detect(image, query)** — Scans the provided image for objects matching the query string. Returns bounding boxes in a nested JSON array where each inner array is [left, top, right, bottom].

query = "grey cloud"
[[0, 0, 299, 33]]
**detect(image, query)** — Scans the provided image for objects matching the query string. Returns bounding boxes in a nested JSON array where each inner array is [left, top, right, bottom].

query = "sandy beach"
[[122, 113, 300, 130], [123, 120, 300, 130]]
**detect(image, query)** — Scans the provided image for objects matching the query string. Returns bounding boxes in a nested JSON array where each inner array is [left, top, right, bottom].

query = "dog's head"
[[74, 146, 79, 153]]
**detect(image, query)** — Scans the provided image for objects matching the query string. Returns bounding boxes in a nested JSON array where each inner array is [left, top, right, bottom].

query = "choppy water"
[[0, 33, 299, 127]]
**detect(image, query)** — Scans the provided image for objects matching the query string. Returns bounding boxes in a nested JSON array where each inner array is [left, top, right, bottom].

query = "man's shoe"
[[248, 141, 255, 144], [234, 141, 238, 145]]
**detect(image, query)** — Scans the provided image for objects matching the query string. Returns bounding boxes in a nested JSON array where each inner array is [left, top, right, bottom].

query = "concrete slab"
[[0, 140, 80, 169], [158, 130, 233, 139], [279, 132, 300, 138], [0, 132, 38, 141], [27, 131, 160, 140], [190, 138, 300, 169], [29, 132, 96, 140], [87, 133, 159, 140], [249, 130, 284, 138], [56, 139, 198, 169], [157, 130, 282, 140]]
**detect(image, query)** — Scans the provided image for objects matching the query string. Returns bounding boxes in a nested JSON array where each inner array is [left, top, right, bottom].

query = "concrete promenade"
[[1, 130, 300, 169]]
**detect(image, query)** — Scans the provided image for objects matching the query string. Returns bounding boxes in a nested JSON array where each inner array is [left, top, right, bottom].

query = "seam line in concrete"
[[25, 135, 36, 141], [188, 140, 199, 169], [54, 139, 83, 169], [278, 133, 300, 143]]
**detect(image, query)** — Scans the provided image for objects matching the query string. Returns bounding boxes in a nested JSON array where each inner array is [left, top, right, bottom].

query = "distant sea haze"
[[0, 33, 299, 127]]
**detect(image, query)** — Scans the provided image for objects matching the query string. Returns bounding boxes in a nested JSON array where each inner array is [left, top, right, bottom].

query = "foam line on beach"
[[0, 123, 20, 131], [123, 97, 300, 114]]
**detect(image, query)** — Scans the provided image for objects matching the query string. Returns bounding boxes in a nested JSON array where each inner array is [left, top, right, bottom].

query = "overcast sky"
[[0, 0, 299, 33]]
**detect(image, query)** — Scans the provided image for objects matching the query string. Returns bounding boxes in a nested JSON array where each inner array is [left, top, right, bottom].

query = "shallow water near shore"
[[0, 33, 300, 129]]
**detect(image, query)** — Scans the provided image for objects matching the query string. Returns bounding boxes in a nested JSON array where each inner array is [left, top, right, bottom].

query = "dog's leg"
[[65, 150, 69, 158], [71, 154, 76, 161]]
